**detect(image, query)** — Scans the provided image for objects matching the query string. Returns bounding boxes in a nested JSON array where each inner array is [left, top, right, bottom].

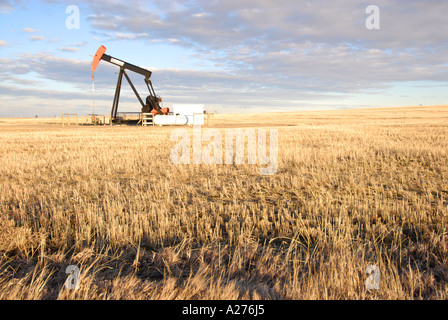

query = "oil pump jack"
[[91, 45, 170, 124]]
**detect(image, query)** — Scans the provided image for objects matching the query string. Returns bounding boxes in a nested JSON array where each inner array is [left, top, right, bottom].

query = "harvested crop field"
[[0, 106, 447, 299]]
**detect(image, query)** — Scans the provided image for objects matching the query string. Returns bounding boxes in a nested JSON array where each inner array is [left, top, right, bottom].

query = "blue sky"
[[0, 0, 447, 117]]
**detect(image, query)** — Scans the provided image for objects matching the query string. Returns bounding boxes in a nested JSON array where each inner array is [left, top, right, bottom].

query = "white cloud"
[[58, 47, 80, 52], [23, 27, 37, 33], [0, 40, 8, 47], [29, 35, 45, 41], [114, 32, 149, 40], [73, 41, 88, 47]]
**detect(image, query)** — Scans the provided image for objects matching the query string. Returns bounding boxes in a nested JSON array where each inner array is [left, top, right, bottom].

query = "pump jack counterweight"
[[91, 45, 168, 124]]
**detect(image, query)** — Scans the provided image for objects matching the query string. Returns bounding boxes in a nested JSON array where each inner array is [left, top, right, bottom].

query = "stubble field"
[[0, 106, 447, 299]]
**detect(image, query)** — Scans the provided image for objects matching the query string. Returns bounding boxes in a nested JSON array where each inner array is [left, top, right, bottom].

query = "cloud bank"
[[1, 0, 447, 116]]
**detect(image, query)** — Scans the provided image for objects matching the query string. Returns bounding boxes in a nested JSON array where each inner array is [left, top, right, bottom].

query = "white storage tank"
[[172, 104, 205, 125]]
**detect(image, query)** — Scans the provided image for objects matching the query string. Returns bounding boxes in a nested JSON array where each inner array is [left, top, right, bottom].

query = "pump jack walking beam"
[[91, 45, 165, 124]]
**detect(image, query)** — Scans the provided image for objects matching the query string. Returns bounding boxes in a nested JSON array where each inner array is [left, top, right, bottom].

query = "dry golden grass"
[[0, 105, 447, 299]]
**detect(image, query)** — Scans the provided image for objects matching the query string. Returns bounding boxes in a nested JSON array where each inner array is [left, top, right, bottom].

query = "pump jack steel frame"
[[92, 46, 164, 124]]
